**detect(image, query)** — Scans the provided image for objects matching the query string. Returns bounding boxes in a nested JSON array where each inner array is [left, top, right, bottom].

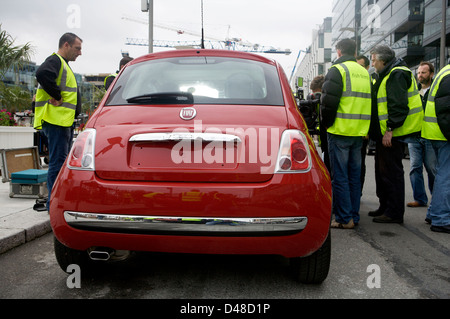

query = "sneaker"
[[331, 219, 354, 229]]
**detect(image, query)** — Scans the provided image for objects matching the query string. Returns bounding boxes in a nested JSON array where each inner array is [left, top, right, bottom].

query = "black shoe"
[[368, 208, 384, 217], [373, 214, 403, 224], [33, 203, 48, 212], [425, 218, 431, 224], [430, 225, 450, 234]]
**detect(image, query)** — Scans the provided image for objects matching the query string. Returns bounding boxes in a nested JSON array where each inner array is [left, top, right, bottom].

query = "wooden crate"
[[0, 147, 42, 183]]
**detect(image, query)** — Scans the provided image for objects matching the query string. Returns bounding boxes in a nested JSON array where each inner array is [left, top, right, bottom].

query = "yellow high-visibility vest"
[[327, 61, 372, 136], [104, 72, 118, 88], [376, 66, 423, 136], [34, 53, 77, 129], [422, 64, 450, 141]]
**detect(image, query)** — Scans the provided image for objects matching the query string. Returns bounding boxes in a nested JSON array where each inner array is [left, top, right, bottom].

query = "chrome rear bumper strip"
[[64, 212, 307, 237]]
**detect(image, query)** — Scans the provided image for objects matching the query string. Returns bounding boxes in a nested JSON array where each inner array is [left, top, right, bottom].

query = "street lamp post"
[[141, 0, 153, 53], [441, 0, 447, 69]]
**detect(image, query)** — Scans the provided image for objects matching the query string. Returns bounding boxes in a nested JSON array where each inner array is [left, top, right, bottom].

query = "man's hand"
[[49, 98, 63, 106], [382, 131, 393, 147]]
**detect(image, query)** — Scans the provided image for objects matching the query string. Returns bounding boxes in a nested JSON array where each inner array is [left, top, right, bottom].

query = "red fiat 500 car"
[[50, 49, 332, 284]]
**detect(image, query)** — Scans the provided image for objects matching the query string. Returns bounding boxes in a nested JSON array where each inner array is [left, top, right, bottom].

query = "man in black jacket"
[[369, 45, 423, 223], [432, 66, 450, 140], [104, 56, 133, 91], [422, 63, 450, 233], [34, 33, 82, 211], [321, 38, 372, 229]]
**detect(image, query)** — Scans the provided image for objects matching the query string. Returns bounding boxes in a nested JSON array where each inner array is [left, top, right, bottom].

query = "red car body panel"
[[50, 49, 331, 259], [92, 104, 288, 183]]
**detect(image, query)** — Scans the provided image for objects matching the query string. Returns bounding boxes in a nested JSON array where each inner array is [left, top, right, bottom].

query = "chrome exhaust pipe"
[[88, 248, 113, 261], [88, 247, 131, 261]]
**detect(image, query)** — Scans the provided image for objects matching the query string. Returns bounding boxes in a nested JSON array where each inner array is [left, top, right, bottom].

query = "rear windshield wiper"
[[126, 92, 194, 104]]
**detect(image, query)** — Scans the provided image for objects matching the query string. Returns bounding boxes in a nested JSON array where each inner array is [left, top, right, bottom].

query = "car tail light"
[[274, 130, 311, 173], [67, 129, 96, 170]]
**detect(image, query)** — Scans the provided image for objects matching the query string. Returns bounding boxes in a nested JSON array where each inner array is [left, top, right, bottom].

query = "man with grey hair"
[[369, 45, 424, 223]]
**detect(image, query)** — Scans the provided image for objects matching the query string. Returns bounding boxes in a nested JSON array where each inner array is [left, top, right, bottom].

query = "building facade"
[[423, 0, 450, 69], [359, 0, 426, 69], [331, 0, 450, 73], [1, 62, 106, 113], [1, 61, 38, 93], [293, 17, 333, 94]]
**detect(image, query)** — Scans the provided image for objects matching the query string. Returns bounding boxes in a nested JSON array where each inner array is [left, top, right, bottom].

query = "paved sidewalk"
[[0, 180, 51, 254]]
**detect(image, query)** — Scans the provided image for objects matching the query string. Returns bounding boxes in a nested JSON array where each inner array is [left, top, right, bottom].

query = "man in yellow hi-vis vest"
[[34, 33, 82, 211], [421, 64, 450, 234], [369, 45, 423, 224], [104, 56, 133, 91], [321, 38, 372, 229]]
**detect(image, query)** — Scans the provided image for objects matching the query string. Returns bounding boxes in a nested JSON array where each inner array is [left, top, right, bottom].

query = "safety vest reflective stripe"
[[377, 90, 418, 104], [335, 113, 371, 120], [422, 64, 450, 141], [104, 73, 117, 87], [340, 63, 372, 99], [34, 100, 77, 110], [378, 105, 423, 121], [426, 66, 450, 103], [423, 116, 438, 123], [34, 53, 77, 129], [377, 66, 423, 137], [59, 66, 77, 93], [327, 61, 372, 136]]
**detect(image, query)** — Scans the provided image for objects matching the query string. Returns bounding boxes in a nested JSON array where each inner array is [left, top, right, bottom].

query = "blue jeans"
[[427, 140, 450, 227], [327, 133, 363, 224], [42, 122, 73, 209], [408, 137, 437, 205]]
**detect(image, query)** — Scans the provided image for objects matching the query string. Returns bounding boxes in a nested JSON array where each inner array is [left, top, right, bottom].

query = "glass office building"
[[1, 61, 38, 93], [1, 62, 101, 112], [293, 17, 333, 92], [331, 0, 450, 72], [423, 0, 450, 68]]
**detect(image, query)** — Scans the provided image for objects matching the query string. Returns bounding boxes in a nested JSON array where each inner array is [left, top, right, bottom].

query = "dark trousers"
[[42, 122, 73, 209], [374, 138, 405, 220]]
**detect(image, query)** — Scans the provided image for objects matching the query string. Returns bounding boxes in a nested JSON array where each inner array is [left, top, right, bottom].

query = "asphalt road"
[[0, 155, 449, 301]]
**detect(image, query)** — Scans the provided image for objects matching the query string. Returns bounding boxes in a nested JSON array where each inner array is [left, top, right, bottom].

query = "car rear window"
[[105, 56, 284, 106]]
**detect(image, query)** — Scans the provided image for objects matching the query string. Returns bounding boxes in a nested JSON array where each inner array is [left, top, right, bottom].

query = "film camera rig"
[[296, 89, 320, 136]]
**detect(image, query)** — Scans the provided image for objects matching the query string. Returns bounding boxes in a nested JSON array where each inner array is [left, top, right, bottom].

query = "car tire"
[[54, 236, 91, 272], [289, 232, 331, 284]]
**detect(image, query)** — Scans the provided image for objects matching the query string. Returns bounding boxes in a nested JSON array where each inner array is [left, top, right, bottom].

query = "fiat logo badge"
[[180, 107, 197, 120]]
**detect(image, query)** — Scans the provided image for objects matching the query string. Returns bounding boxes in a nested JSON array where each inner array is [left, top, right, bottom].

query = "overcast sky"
[[0, 0, 333, 77]]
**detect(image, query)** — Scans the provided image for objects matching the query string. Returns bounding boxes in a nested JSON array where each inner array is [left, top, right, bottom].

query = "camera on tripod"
[[297, 89, 320, 135]]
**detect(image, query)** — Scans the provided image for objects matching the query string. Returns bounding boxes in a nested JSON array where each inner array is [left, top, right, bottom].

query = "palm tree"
[[0, 24, 33, 114], [0, 24, 33, 79]]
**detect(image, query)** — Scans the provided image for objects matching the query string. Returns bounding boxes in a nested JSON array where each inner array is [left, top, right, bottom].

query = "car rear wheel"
[[54, 236, 91, 272], [290, 232, 331, 284]]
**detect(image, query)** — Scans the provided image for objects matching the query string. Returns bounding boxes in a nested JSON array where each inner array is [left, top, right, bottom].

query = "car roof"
[[129, 49, 278, 67]]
